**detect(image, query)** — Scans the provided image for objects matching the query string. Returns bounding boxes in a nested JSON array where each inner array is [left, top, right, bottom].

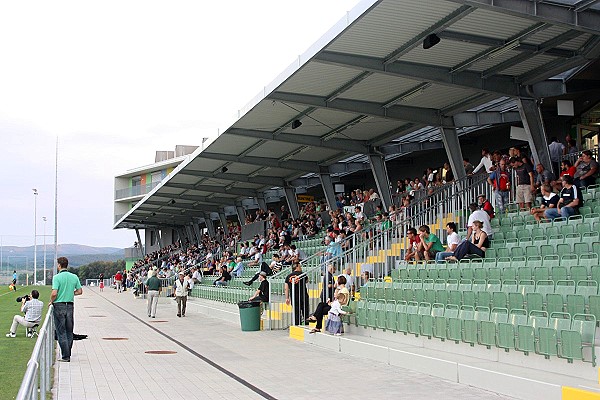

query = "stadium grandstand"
[[102, 0, 600, 399]]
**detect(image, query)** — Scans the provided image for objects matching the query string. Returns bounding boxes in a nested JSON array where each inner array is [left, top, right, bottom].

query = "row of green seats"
[[359, 284, 598, 316], [492, 232, 599, 249], [392, 262, 600, 282], [493, 216, 600, 240], [356, 301, 596, 366], [190, 286, 255, 304]]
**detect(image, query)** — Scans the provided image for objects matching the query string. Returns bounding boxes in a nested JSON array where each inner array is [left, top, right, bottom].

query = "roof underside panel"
[[340, 74, 422, 103], [232, 101, 310, 131], [405, 84, 480, 109], [183, 158, 224, 172], [339, 118, 411, 141], [401, 40, 491, 67], [502, 54, 558, 75], [325, 0, 462, 58], [277, 63, 362, 96], [448, 8, 538, 39]]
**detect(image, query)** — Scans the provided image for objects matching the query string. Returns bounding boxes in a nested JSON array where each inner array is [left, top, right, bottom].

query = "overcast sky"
[[0, 1, 360, 249]]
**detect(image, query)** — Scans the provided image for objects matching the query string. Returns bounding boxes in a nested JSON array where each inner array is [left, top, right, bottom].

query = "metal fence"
[[16, 305, 54, 400]]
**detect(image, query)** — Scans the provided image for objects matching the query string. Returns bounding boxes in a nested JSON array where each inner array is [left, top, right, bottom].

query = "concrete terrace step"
[[291, 325, 600, 400]]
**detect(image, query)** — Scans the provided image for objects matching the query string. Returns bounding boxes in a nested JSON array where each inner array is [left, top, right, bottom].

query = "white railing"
[[16, 305, 54, 400]]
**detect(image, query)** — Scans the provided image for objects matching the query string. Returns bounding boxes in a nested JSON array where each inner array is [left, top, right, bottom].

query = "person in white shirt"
[[435, 222, 461, 263], [6, 290, 43, 338], [472, 148, 493, 174], [467, 203, 493, 239], [247, 251, 263, 267]]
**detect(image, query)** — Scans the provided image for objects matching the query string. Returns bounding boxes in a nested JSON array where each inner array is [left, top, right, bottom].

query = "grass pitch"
[[0, 285, 53, 400]]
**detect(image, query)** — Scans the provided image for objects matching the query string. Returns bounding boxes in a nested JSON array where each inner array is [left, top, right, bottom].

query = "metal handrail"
[[16, 305, 54, 400]]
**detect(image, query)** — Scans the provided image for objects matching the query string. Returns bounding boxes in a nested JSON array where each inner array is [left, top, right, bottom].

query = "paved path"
[[54, 288, 513, 400]]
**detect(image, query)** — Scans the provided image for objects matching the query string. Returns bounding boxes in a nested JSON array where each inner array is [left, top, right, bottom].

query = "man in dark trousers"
[[284, 262, 309, 326], [50, 257, 83, 362], [249, 271, 269, 303]]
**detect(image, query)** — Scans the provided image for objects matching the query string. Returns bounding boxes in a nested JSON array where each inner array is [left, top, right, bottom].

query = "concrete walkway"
[[54, 288, 513, 400]]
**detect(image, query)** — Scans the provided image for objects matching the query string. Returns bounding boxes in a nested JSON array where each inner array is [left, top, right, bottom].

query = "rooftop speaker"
[[291, 119, 302, 129], [423, 34, 441, 50]]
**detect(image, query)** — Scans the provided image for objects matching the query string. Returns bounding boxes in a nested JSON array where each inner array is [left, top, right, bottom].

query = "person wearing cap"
[[243, 254, 279, 286], [174, 272, 190, 317], [477, 194, 494, 219], [249, 271, 269, 303]]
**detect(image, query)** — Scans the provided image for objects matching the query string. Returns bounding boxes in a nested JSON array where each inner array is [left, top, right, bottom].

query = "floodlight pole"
[[43, 217, 47, 284], [33, 188, 38, 284]]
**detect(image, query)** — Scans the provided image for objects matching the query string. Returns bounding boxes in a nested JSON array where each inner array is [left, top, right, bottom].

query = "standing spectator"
[[548, 137, 565, 176], [285, 262, 309, 326], [50, 257, 83, 362], [435, 222, 461, 263], [573, 150, 599, 188], [487, 158, 511, 214], [174, 273, 190, 317], [415, 225, 444, 261], [534, 164, 554, 195], [545, 175, 583, 220], [477, 194, 495, 219], [566, 138, 578, 154], [463, 158, 475, 176], [12, 270, 17, 291], [114, 270, 123, 293], [146, 270, 161, 318], [530, 184, 559, 221], [510, 157, 535, 210], [472, 148, 493, 174]]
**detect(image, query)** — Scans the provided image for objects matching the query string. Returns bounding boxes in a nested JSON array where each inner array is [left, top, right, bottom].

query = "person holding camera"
[[6, 290, 43, 338]]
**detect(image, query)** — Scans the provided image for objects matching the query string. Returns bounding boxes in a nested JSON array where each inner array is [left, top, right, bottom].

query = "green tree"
[[68, 260, 126, 282]]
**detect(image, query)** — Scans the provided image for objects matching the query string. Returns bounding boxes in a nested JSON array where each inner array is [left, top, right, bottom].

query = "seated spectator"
[[325, 291, 349, 336], [6, 290, 43, 338], [573, 150, 598, 188], [213, 265, 231, 287], [545, 174, 583, 220], [308, 273, 349, 334], [534, 164, 554, 195], [404, 228, 421, 261], [247, 248, 263, 267], [232, 257, 244, 278], [467, 203, 493, 239], [446, 220, 489, 261], [191, 267, 201, 284], [244, 256, 280, 286], [248, 271, 269, 303], [530, 184, 559, 221], [415, 225, 444, 261], [435, 222, 461, 263]]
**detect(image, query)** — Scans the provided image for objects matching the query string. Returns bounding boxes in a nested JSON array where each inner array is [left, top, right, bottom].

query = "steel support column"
[[319, 173, 338, 211], [368, 154, 393, 210], [517, 99, 552, 174], [284, 187, 300, 220], [204, 215, 216, 238], [218, 212, 229, 236], [156, 229, 164, 248], [184, 225, 194, 245], [256, 197, 267, 212], [192, 222, 202, 243], [440, 127, 467, 182], [235, 205, 246, 226]]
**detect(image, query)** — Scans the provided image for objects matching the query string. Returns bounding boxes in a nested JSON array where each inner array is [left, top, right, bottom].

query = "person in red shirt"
[[114, 271, 123, 293], [552, 159, 576, 192], [404, 228, 422, 261], [477, 194, 495, 219]]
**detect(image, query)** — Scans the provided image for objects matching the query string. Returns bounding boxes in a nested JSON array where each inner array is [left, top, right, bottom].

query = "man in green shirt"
[[416, 225, 445, 261], [50, 257, 82, 362], [146, 269, 162, 318]]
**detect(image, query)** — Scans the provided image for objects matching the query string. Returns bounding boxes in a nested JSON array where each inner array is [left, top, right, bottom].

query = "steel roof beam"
[[574, 0, 600, 12], [176, 170, 287, 187], [438, 30, 576, 58], [269, 91, 449, 127], [200, 151, 320, 173], [315, 51, 522, 97], [445, 0, 600, 34], [141, 202, 222, 213], [378, 141, 444, 155], [226, 128, 370, 154], [166, 182, 258, 197], [453, 110, 522, 127], [152, 192, 241, 206]]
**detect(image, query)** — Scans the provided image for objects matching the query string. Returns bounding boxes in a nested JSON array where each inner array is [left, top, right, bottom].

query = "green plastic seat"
[[376, 300, 387, 330], [570, 266, 588, 284], [396, 301, 409, 334], [555, 280, 575, 297], [418, 302, 433, 338], [436, 289, 448, 305], [509, 292, 525, 312], [588, 295, 600, 322], [448, 305, 473, 343], [561, 254, 579, 269], [428, 303, 445, 339], [566, 294, 586, 317], [487, 279, 502, 292], [414, 288, 425, 303], [497, 309, 528, 352], [517, 310, 548, 355], [425, 289, 437, 305], [527, 255, 543, 268], [476, 291, 491, 309], [501, 280, 518, 293], [518, 267, 533, 282], [407, 301, 420, 336], [534, 267, 550, 282], [367, 301, 378, 328], [518, 280, 536, 296], [576, 280, 598, 297], [487, 268, 502, 281], [357, 301, 368, 327], [560, 314, 597, 365], [492, 292, 508, 309], [574, 243, 590, 257], [446, 279, 459, 291], [472, 279, 487, 292], [526, 292, 544, 313], [551, 266, 568, 284]]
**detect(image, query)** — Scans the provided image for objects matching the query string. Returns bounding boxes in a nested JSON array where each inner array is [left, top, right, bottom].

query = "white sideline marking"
[[578, 386, 600, 392], [460, 364, 562, 388]]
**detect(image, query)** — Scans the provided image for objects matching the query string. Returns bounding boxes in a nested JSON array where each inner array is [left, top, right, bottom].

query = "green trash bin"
[[238, 301, 261, 331]]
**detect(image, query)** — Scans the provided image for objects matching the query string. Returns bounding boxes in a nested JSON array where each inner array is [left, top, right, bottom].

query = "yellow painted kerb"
[[289, 326, 305, 342], [562, 386, 600, 400]]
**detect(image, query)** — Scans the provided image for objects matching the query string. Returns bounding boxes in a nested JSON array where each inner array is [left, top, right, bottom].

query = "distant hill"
[[2, 244, 124, 268]]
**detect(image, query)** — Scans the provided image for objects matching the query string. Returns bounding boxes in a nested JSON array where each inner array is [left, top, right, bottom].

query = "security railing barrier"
[[16, 305, 55, 400]]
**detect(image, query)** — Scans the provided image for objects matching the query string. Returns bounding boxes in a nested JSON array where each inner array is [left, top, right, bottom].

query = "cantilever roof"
[[115, 0, 600, 230]]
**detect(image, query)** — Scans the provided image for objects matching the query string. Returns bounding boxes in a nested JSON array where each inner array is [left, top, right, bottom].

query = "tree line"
[[68, 260, 126, 282]]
